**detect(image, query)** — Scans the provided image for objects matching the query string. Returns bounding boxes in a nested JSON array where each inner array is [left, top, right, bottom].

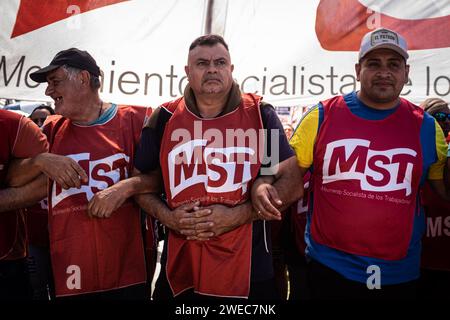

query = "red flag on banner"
[[315, 0, 450, 51], [11, 0, 127, 38]]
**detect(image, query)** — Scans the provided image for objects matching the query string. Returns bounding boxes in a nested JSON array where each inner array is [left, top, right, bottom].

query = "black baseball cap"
[[30, 48, 101, 83]]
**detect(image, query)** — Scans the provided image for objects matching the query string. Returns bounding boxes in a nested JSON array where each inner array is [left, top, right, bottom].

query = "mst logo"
[[168, 139, 255, 198], [323, 139, 417, 196], [52, 153, 130, 208]]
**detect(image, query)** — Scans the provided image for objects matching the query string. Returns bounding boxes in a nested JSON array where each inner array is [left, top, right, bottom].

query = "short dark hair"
[[30, 104, 55, 116], [189, 34, 229, 51]]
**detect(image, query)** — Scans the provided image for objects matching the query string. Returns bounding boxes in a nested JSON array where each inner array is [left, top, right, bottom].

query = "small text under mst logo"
[[322, 138, 417, 196]]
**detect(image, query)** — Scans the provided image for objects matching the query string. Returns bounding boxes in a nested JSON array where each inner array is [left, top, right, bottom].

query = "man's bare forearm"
[[132, 168, 170, 223], [134, 192, 169, 221], [0, 174, 47, 212], [128, 170, 162, 196], [272, 156, 307, 212], [112, 171, 162, 201], [232, 201, 258, 224], [272, 175, 304, 212], [6, 157, 43, 187]]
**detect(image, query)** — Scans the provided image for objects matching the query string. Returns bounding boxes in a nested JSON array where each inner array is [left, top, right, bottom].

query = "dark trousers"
[[307, 259, 417, 300], [0, 258, 31, 300], [418, 268, 450, 300], [287, 257, 310, 300], [27, 245, 55, 300]]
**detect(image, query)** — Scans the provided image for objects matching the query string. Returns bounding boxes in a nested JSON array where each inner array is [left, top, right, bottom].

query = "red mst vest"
[[44, 105, 151, 296], [421, 181, 450, 271], [0, 111, 27, 260], [160, 94, 263, 298], [312, 96, 423, 260]]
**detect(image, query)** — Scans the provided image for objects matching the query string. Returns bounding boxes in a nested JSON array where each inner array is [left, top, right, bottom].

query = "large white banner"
[[224, 0, 450, 106], [0, 0, 449, 107], [0, 0, 206, 107]]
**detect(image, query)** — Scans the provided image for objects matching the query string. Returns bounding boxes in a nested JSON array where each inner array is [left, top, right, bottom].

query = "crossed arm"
[[133, 168, 258, 240], [88, 169, 163, 218], [6, 153, 88, 189], [0, 174, 47, 213], [2, 153, 87, 213], [132, 155, 304, 240], [251, 155, 306, 220]]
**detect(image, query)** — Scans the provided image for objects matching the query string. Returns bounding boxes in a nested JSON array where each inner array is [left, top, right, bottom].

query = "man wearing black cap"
[[253, 28, 449, 299], [30, 48, 103, 122], [29, 48, 159, 299]]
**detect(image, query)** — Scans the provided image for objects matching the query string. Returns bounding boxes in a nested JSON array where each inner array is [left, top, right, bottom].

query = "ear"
[[355, 63, 361, 81], [231, 64, 234, 72], [79, 70, 90, 86], [184, 65, 190, 78]]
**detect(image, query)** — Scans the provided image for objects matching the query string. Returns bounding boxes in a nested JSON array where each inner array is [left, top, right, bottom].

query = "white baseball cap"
[[358, 28, 409, 61]]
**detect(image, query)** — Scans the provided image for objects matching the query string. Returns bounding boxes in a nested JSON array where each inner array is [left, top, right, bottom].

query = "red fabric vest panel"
[[312, 96, 423, 260], [45, 106, 149, 296], [160, 94, 263, 297], [421, 181, 450, 271], [0, 110, 27, 260]]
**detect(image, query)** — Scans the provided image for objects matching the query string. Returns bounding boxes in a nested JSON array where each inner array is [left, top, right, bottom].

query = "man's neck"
[[184, 83, 242, 118], [196, 93, 228, 118], [357, 91, 400, 110], [72, 95, 104, 125]]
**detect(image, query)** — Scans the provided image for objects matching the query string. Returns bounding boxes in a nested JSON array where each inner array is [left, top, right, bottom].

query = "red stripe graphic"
[[315, 0, 450, 51], [11, 0, 128, 38]]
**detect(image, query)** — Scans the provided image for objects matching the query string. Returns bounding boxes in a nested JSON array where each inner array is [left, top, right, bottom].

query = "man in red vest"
[[28, 48, 160, 299], [0, 109, 86, 299], [134, 34, 301, 299], [253, 28, 449, 299], [418, 97, 450, 299]]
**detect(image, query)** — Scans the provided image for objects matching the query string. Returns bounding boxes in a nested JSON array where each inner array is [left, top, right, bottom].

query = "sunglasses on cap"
[[432, 112, 450, 121]]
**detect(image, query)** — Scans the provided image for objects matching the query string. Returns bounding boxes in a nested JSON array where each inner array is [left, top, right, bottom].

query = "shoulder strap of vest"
[[161, 97, 184, 114], [241, 93, 262, 109], [401, 98, 424, 131], [46, 117, 67, 152], [321, 95, 344, 112], [142, 104, 174, 148]]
